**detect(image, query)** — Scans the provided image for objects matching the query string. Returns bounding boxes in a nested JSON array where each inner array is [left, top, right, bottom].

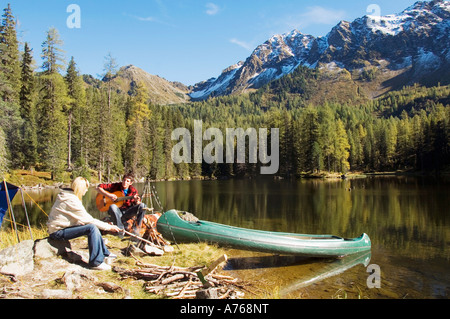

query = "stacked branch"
[[113, 255, 245, 299]]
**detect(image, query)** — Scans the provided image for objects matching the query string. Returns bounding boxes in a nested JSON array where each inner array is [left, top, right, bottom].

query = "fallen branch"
[[122, 230, 163, 249], [173, 278, 193, 299], [0, 272, 17, 283], [161, 274, 185, 285], [201, 254, 227, 276], [112, 266, 160, 280]]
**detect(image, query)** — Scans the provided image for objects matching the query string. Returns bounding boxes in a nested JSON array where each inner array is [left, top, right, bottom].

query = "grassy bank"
[[0, 224, 47, 250], [0, 225, 228, 268], [5, 170, 67, 187], [5, 169, 97, 187]]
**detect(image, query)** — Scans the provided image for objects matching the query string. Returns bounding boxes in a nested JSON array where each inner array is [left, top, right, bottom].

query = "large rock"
[[0, 237, 71, 277], [0, 240, 35, 276], [34, 237, 71, 259]]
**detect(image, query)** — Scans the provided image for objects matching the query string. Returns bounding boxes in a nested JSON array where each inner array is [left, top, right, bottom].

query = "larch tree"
[[126, 81, 151, 176]]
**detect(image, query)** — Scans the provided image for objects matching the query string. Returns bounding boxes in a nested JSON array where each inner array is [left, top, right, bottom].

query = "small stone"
[[40, 289, 73, 299], [196, 288, 219, 299]]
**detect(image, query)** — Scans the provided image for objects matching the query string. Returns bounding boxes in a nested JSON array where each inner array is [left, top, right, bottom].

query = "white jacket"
[[47, 189, 114, 234]]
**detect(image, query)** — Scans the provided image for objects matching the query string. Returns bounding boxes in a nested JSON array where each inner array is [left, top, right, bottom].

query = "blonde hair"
[[72, 177, 89, 200]]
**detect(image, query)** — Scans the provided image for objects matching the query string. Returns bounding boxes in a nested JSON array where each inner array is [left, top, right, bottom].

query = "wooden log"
[[112, 266, 160, 280], [132, 267, 164, 274], [196, 254, 226, 287], [161, 274, 185, 285], [201, 254, 227, 276], [172, 295, 196, 299], [171, 278, 193, 299], [218, 289, 232, 299], [166, 289, 198, 297], [210, 274, 235, 280], [122, 230, 163, 249], [0, 271, 17, 282], [136, 260, 204, 273]]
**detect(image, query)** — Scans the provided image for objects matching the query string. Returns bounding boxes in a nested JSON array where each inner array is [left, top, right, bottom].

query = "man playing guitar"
[[96, 172, 147, 235]]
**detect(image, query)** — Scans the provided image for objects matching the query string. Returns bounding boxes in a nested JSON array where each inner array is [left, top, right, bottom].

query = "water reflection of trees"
[[155, 177, 449, 260]]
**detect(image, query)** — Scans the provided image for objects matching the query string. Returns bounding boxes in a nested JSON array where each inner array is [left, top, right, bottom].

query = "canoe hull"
[[156, 210, 371, 257]]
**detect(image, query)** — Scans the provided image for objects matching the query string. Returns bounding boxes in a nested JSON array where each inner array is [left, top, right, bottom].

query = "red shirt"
[[98, 182, 139, 210]]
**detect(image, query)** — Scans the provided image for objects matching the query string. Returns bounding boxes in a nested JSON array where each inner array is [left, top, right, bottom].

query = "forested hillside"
[[0, 4, 449, 183], [174, 80, 450, 177]]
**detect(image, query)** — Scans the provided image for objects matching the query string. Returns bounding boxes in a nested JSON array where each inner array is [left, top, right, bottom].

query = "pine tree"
[[354, 124, 367, 169], [0, 126, 8, 178], [163, 109, 175, 178], [81, 87, 98, 168], [19, 42, 38, 169], [110, 92, 127, 179], [97, 53, 119, 181], [297, 107, 320, 173], [65, 57, 86, 171], [37, 27, 68, 180], [318, 105, 336, 172], [148, 105, 165, 179], [0, 3, 20, 103], [103, 52, 118, 114], [0, 4, 22, 168], [95, 89, 114, 182]]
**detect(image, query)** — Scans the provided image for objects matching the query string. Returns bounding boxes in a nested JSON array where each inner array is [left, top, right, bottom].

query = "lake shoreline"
[[13, 169, 448, 191]]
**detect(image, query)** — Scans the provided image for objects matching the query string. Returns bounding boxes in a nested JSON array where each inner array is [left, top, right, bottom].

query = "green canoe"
[[156, 210, 371, 257]]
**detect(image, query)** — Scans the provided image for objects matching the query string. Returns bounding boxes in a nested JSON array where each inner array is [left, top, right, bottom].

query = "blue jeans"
[[108, 203, 147, 233], [50, 224, 110, 267]]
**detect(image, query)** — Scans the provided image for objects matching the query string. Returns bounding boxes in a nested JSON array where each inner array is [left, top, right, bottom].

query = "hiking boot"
[[104, 253, 117, 265], [91, 262, 111, 271]]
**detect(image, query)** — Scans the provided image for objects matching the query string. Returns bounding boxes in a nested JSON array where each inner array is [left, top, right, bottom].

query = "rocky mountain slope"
[[189, 0, 450, 101], [108, 65, 190, 105], [95, 1, 449, 105]]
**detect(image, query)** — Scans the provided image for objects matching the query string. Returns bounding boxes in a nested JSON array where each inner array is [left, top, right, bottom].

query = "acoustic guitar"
[[96, 191, 135, 212]]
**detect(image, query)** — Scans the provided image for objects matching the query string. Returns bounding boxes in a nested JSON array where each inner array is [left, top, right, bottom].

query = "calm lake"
[[6, 176, 450, 299]]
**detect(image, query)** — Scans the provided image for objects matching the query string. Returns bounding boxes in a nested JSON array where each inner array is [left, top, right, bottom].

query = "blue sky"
[[6, 0, 420, 85]]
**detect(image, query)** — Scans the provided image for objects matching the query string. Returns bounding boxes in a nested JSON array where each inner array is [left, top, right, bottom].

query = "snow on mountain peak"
[[365, 0, 449, 36], [189, 0, 450, 100]]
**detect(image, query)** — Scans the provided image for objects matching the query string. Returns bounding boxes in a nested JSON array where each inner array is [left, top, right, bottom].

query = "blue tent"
[[0, 181, 19, 228]]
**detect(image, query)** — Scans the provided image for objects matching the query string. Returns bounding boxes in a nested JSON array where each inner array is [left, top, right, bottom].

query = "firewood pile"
[[113, 255, 247, 299]]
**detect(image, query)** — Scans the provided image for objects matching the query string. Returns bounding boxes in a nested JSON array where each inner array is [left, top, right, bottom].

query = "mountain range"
[[102, 0, 450, 104]]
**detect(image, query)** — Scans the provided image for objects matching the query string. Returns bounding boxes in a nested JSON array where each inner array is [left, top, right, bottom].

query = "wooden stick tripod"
[[129, 177, 171, 248]]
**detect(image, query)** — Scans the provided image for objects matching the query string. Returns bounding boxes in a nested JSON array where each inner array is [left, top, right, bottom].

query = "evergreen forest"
[[0, 4, 449, 183]]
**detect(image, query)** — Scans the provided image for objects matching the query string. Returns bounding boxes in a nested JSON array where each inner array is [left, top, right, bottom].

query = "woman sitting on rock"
[[47, 177, 121, 270]]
